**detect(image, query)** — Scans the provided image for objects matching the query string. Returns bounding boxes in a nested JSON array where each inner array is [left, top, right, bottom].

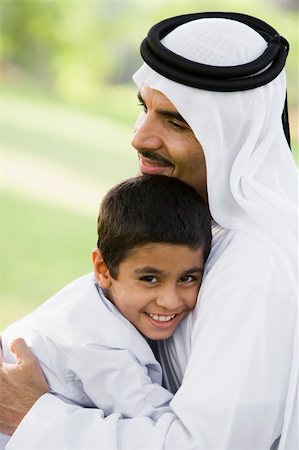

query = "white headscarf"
[[133, 18, 298, 272], [133, 17, 298, 448]]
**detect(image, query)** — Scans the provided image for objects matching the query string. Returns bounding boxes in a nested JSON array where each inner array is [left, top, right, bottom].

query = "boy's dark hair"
[[97, 175, 211, 278]]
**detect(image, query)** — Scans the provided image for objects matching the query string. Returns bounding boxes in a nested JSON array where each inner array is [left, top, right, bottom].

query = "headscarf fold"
[[133, 17, 298, 271]]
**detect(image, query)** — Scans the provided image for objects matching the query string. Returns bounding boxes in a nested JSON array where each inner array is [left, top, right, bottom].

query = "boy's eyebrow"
[[137, 91, 188, 125], [183, 267, 204, 274], [134, 267, 165, 276], [134, 266, 204, 275]]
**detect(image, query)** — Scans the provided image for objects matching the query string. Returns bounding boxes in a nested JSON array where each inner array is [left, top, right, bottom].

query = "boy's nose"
[[155, 287, 182, 311]]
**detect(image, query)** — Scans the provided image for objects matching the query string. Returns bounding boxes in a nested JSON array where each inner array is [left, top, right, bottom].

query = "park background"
[[0, 0, 298, 329]]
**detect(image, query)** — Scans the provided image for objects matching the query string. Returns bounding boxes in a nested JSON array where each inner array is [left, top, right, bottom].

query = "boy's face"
[[93, 243, 204, 340]]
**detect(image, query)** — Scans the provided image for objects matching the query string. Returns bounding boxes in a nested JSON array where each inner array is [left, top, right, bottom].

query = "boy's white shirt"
[[1, 274, 173, 449]]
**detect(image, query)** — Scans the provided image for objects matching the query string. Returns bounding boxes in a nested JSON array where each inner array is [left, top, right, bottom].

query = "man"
[[0, 12, 298, 450]]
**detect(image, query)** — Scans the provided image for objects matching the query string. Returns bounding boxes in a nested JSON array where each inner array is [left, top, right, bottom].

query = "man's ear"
[[92, 248, 112, 289]]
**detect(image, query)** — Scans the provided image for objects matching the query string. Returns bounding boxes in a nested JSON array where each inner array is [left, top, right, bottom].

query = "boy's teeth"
[[148, 313, 176, 322]]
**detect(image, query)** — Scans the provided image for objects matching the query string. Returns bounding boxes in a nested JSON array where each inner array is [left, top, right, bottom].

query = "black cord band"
[[140, 12, 289, 91], [140, 12, 291, 146]]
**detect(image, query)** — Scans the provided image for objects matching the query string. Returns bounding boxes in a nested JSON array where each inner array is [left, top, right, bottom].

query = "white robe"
[[1, 274, 172, 449], [5, 17, 298, 450]]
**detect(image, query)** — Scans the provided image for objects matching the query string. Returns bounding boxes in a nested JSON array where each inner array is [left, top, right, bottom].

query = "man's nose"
[[155, 286, 182, 311], [131, 113, 162, 151]]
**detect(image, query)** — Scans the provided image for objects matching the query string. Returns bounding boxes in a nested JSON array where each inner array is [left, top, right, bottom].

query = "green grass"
[[0, 90, 137, 187], [0, 86, 138, 329], [0, 190, 95, 329]]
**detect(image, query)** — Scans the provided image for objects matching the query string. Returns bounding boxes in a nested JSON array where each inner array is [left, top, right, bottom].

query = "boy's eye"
[[140, 275, 158, 283], [180, 275, 196, 283]]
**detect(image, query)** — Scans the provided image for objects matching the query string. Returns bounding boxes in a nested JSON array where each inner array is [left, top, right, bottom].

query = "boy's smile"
[[94, 243, 204, 340]]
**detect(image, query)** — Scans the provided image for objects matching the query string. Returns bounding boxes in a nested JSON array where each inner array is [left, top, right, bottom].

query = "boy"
[[1, 175, 211, 447]]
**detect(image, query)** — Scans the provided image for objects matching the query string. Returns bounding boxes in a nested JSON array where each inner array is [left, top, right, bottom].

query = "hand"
[[0, 337, 49, 435]]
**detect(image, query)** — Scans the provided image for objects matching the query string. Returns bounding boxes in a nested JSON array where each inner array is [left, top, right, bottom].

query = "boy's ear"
[[92, 248, 112, 289]]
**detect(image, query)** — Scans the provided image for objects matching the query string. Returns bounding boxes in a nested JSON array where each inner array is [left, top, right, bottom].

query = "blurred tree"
[[0, 1, 62, 87], [0, 0, 142, 97], [0, 0, 297, 106]]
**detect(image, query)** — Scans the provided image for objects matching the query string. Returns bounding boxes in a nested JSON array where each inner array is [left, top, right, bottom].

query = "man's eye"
[[169, 120, 184, 130], [138, 102, 147, 113], [140, 275, 158, 283]]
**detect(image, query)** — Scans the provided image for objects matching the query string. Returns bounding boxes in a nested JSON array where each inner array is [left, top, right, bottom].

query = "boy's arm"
[[0, 337, 174, 442], [0, 339, 176, 449], [67, 343, 173, 420]]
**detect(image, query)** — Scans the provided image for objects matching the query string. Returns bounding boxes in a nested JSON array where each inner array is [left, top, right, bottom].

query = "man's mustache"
[[138, 151, 174, 167]]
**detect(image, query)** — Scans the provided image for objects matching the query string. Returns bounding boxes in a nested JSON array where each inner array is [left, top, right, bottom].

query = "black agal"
[[140, 12, 291, 145]]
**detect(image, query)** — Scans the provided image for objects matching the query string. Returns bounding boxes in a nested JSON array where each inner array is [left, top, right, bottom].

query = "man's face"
[[131, 87, 207, 201], [94, 243, 204, 340]]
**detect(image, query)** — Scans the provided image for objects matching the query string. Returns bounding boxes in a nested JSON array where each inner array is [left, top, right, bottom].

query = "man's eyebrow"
[[157, 109, 188, 124], [137, 91, 188, 125]]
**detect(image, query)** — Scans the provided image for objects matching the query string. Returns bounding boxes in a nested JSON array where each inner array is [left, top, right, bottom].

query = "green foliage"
[[0, 0, 298, 105], [0, 0, 146, 99]]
